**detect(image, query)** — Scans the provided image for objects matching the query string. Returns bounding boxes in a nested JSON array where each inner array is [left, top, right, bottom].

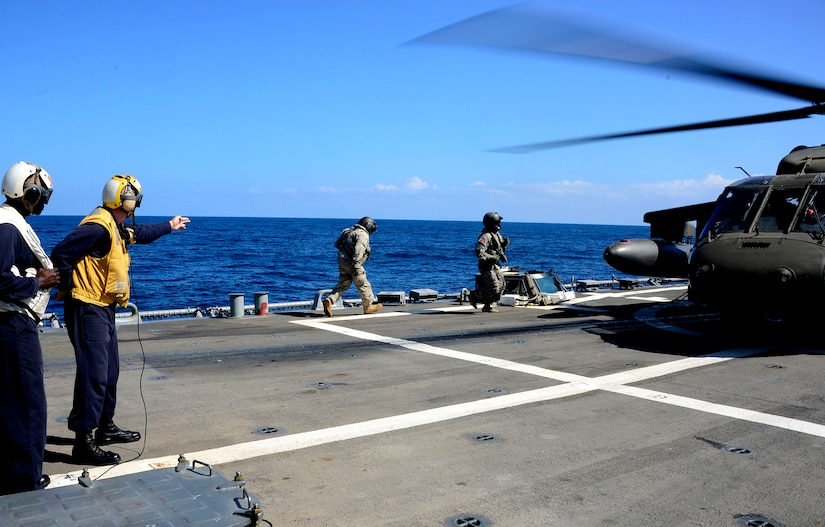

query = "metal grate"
[[723, 445, 756, 456], [252, 426, 283, 436], [445, 514, 492, 527], [469, 433, 501, 443], [734, 514, 784, 527]]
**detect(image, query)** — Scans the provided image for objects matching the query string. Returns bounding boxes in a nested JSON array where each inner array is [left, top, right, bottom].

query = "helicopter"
[[412, 4, 825, 318]]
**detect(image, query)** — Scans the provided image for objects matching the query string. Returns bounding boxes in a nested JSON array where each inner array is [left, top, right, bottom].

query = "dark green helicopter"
[[412, 5, 825, 318]]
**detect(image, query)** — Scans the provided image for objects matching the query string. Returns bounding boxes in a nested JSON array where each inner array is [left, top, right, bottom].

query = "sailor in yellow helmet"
[[51, 175, 189, 466]]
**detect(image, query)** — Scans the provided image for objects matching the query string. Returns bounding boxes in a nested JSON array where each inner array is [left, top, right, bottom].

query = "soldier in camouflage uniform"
[[323, 217, 383, 316], [469, 212, 509, 313]]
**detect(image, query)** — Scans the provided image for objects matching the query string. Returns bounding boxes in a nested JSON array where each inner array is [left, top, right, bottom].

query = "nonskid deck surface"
[[38, 285, 825, 526]]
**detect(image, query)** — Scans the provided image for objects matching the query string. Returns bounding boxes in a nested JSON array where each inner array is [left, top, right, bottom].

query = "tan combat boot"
[[323, 297, 334, 317], [363, 303, 383, 315]]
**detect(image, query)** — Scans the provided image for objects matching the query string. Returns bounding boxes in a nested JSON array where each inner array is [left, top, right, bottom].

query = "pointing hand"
[[169, 216, 191, 230]]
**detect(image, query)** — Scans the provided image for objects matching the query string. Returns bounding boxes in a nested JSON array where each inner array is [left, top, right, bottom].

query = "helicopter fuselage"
[[688, 172, 825, 314], [604, 167, 825, 316]]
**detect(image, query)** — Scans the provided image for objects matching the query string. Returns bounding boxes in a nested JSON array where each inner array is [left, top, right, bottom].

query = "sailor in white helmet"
[[51, 174, 190, 466], [0, 161, 59, 494]]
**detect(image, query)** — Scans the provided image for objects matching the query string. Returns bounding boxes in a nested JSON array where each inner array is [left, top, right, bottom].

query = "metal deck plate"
[[0, 462, 261, 527]]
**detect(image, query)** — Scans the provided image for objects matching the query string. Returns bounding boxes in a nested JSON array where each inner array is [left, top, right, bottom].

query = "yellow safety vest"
[[70, 207, 131, 307]]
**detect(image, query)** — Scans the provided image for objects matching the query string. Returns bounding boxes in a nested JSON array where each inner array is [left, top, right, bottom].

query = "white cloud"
[[252, 173, 735, 224], [703, 172, 735, 187], [405, 177, 429, 191], [631, 172, 732, 200]]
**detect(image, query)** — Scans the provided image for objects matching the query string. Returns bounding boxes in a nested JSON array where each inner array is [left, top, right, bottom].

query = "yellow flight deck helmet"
[[102, 174, 143, 213]]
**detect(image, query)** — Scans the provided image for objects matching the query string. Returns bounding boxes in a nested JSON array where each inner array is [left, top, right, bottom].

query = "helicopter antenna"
[[735, 166, 752, 177], [801, 156, 813, 175]]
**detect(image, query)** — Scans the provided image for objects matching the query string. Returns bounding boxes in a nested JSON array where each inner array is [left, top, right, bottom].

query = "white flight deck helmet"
[[102, 174, 143, 214], [2, 161, 54, 215]]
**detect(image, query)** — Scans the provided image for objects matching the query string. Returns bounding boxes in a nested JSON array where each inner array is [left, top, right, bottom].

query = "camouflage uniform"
[[473, 229, 507, 306], [326, 223, 376, 308]]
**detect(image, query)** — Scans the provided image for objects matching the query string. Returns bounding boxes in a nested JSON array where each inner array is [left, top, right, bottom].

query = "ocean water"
[[28, 216, 648, 314]]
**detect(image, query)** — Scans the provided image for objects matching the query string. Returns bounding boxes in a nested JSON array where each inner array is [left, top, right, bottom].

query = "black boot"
[[73, 432, 121, 466], [95, 421, 141, 445], [468, 291, 478, 309]]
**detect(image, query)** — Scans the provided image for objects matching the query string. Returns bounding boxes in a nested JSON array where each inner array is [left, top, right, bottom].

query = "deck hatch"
[[0, 461, 261, 527]]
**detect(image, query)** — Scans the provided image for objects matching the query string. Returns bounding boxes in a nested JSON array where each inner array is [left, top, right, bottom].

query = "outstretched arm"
[[132, 216, 190, 244], [169, 216, 190, 231]]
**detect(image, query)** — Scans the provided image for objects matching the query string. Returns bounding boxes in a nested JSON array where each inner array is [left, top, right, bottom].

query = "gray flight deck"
[[35, 284, 825, 526]]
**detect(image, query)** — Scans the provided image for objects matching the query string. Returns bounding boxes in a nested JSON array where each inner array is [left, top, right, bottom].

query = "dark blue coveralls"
[[51, 217, 170, 435], [0, 223, 48, 495]]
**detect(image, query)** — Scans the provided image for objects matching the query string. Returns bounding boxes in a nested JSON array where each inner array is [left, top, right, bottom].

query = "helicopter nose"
[[603, 238, 690, 277], [603, 239, 658, 275]]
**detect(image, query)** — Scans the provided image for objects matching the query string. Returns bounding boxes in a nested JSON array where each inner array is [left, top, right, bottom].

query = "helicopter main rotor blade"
[[411, 5, 825, 104], [493, 104, 825, 153]]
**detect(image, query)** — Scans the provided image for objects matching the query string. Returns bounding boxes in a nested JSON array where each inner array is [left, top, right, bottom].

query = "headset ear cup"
[[23, 186, 41, 205]]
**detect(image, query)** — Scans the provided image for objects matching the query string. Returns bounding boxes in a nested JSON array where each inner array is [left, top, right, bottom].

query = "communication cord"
[[93, 249, 148, 479]]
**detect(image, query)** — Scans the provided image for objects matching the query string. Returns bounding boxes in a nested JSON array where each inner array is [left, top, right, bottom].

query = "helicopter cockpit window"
[[793, 189, 825, 237], [754, 189, 802, 233], [702, 188, 765, 237]]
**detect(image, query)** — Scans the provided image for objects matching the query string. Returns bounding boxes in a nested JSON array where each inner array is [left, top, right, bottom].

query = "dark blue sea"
[[29, 216, 647, 316]]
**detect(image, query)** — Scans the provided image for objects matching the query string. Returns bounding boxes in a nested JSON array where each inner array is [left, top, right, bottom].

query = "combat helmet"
[[482, 211, 503, 231]]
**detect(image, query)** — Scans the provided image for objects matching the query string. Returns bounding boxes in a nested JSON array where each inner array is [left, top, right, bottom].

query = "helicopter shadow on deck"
[[540, 299, 825, 358]]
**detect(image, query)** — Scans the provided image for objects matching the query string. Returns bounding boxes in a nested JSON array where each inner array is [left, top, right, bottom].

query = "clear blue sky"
[[4, 0, 824, 225]]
